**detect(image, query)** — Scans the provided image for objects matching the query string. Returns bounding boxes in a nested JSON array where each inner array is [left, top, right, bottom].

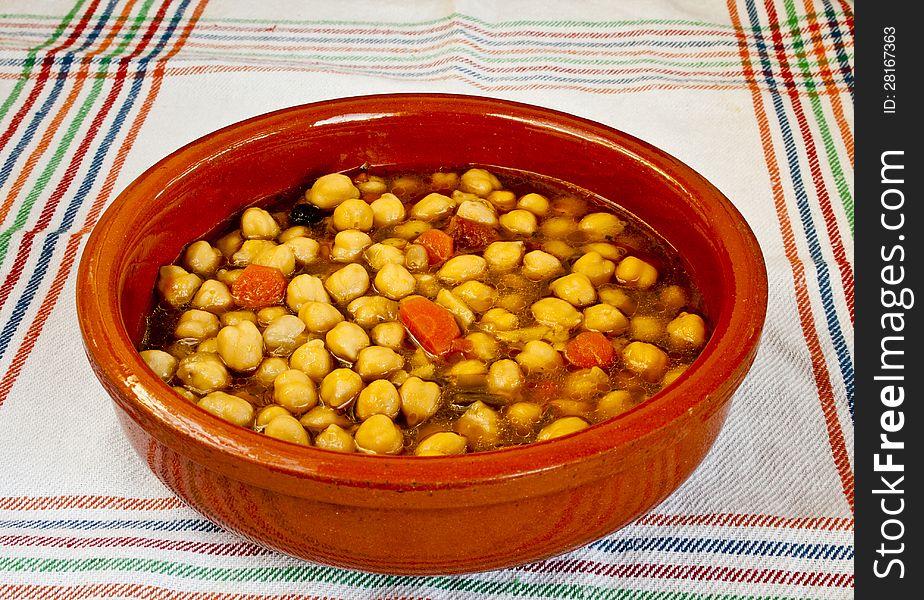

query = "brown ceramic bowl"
[[77, 93, 767, 575]]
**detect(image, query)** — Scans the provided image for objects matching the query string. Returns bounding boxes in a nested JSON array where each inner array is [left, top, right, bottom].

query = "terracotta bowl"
[[76, 93, 767, 575]]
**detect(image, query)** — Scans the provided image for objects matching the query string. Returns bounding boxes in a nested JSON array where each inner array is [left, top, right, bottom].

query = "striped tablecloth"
[[0, 1, 854, 598]]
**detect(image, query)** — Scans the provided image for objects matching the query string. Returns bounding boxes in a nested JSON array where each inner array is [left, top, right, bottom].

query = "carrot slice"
[[399, 295, 462, 356], [231, 264, 287, 309], [563, 331, 616, 368], [415, 229, 454, 264]]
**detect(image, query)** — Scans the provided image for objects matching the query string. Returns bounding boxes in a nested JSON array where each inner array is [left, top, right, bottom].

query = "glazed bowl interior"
[[79, 93, 766, 506]]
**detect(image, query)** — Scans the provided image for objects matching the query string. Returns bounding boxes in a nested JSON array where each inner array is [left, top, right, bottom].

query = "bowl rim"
[[77, 92, 768, 492]]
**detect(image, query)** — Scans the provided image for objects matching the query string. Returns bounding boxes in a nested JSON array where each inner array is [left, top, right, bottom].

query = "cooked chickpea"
[[220, 310, 257, 327], [400, 376, 441, 427], [216, 268, 243, 287], [216, 320, 263, 372], [629, 316, 665, 343], [347, 295, 398, 329], [537, 416, 589, 441], [306, 173, 360, 209], [582, 242, 623, 262], [455, 401, 500, 449], [456, 199, 497, 226], [662, 364, 689, 386], [583, 304, 629, 334], [571, 251, 615, 286], [598, 286, 637, 315], [540, 216, 578, 239], [578, 212, 624, 241], [549, 399, 593, 418], [157, 266, 202, 307], [549, 273, 597, 307], [354, 414, 404, 455], [356, 174, 387, 195], [486, 189, 517, 211], [319, 368, 364, 409], [666, 312, 707, 350], [615, 256, 658, 289], [659, 285, 689, 314], [198, 391, 254, 427], [252, 357, 288, 386], [531, 297, 583, 330], [364, 243, 404, 271], [174, 309, 219, 341], [140, 349, 177, 382], [369, 193, 406, 228], [564, 367, 610, 401], [256, 405, 290, 428], [289, 339, 333, 382], [596, 390, 637, 419], [354, 346, 404, 381], [437, 254, 487, 285], [508, 403, 546, 437], [445, 359, 487, 388], [172, 386, 198, 402], [256, 306, 288, 327], [415, 273, 441, 298], [452, 280, 496, 313], [374, 263, 417, 300], [263, 314, 308, 356], [240, 207, 280, 240], [273, 368, 318, 414], [196, 337, 219, 353], [542, 240, 576, 261], [465, 332, 499, 362], [459, 168, 501, 197], [515, 340, 563, 374], [410, 192, 455, 221], [483, 241, 525, 271], [370, 321, 405, 350], [354, 379, 401, 420], [264, 414, 309, 445], [330, 230, 373, 263], [286, 274, 330, 311], [486, 359, 524, 397], [392, 220, 432, 240], [298, 301, 344, 333], [622, 341, 669, 382], [285, 237, 320, 266], [325, 321, 370, 362], [215, 230, 244, 259], [315, 424, 356, 452], [330, 198, 372, 232], [183, 241, 222, 278], [434, 289, 475, 329], [299, 405, 352, 432], [498, 209, 538, 236], [230, 240, 276, 267], [521, 250, 564, 281], [324, 263, 371, 304], [190, 279, 234, 314], [415, 432, 467, 456], [551, 195, 589, 217], [480, 307, 518, 331], [252, 244, 296, 277]]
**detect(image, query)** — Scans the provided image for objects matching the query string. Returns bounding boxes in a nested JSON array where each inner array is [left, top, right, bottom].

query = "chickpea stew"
[[140, 167, 710, 456]]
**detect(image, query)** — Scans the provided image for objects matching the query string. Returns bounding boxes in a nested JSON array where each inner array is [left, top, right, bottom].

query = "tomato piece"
[[415, 229, 454, 265], [231, 264, 287, 309], [444, 216, 499, 251], [398, 295, 462, 356], [563, 332, 616, 368]]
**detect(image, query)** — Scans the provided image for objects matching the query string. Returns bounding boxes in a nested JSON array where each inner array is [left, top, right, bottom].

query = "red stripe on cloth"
[[0, 534, 269, 556], [726, 0, 853, 512], [0, 495, 186, 511], [0, 585, 339, 600], [634, 513, 853, 531]]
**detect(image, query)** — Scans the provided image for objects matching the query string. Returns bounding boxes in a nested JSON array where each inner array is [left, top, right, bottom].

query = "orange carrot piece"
[[231, 264, 287, 309], [415, 229, 454, 264], [399, 295, 462, 356], [563, 331, 616, 368]]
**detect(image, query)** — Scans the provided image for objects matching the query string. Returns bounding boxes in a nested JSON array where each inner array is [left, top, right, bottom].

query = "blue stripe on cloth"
[[589, 535, 854, 560], [0, 518, 222, 533], [820, 0, 854, 102]]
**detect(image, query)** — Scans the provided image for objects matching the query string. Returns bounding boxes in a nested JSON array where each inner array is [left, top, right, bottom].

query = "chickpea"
[[572, 251, 615, 286], [319, 368, 365, 409], [540, 216, 578, 239], [578, 212, 624, 241], [659, 285, 689, 314], [431, 171, 460, 190], [504, 402, 543, 436], [521, 250, 564, 281], [273, 369, 318, 414], [537, 416, 589, 441], [596, 390, 637, 420], [666, 312, 707, 350], [174, 309, 219, 341], [157, 265, 202, 307], [285, 237, 320, 267], [215, 230, 244, 260], [306, 173, 360, 209], [480, 307, 518, 331], [551, 195, 589, 217], [392, 220, 432, 240], [331, 198, 374, 232], [256, 306, 288, 327], [598, 286, 637, 315], [252, 357, 289, 387], [290, 339, 333, 383], [615, 256, 658, 289], [252, 244, 296, 277], [324, 264, 370, 304], [240, 207, 280, 240], [390, 369, 410, 386], [531, 297, 583, 330], [446, 359, 488, 388], [407, 348, 436, 380], [542, 240, 576, 261], [197, 391, 254, 427], [415, 273, 441, 298], [400, 376, 441, 427], [140, 349, 177, 382], [486, 359, 524, 397], [263, 314, 308, 356], [216, 320, 264, 372], [364, 243, 405, 271], [515, 340, 563, 374], [354, 414, 404, 455], [284, 274, 329, 311], [549, 399, 593, 418], [622, 341, 669, 382], [662, 364, 689, 387], [183, 241, 222, 278], [415, 432, 468, 456], [410, 193, 455, 221], [455, 401, 500, 450], [516, 192, 549, 217], [356, 174, 387, 195], [299, 404, 352, 432], [456, 199, 497, 226], [264, 414, 310, 445], [325, 321, 370, 362], [220, 310, 257, 327], [452, 281, 496, 313], [437, 255, 487, 285], [216, 268, 244, 288], [354, 346, 404, 381], [330, 230, 373, 263], [355, 379, 401, 420], [459, 168, 501, 197], [298, 301, 345, 333], [277, 226, 308, 243], [370, 321, 405, 350], [369, 193, 406, 228], [629, 316, 665, 343], [465, 332, 499, 362], [347, 295, 399, 329], [435, 289, 475, 329], [583, 303, 629, 334], [549, 273, 597, 307], [190, 279, 234, 314], [390, 175, 423, 198], [498, 209, 538, 236], [312, 424, 354, 452], [582, 242, 623, 262], [172, 386, 198, 402], [197, 337, 219, 354], [374, 263, 417, 300], [564, 367, 610, 401], [399, 243, 426, 273], [483, 241, 525, 271], [231, 239, 276, 267], [486, 189, 517, 211], [256, 405, 290, 428]]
